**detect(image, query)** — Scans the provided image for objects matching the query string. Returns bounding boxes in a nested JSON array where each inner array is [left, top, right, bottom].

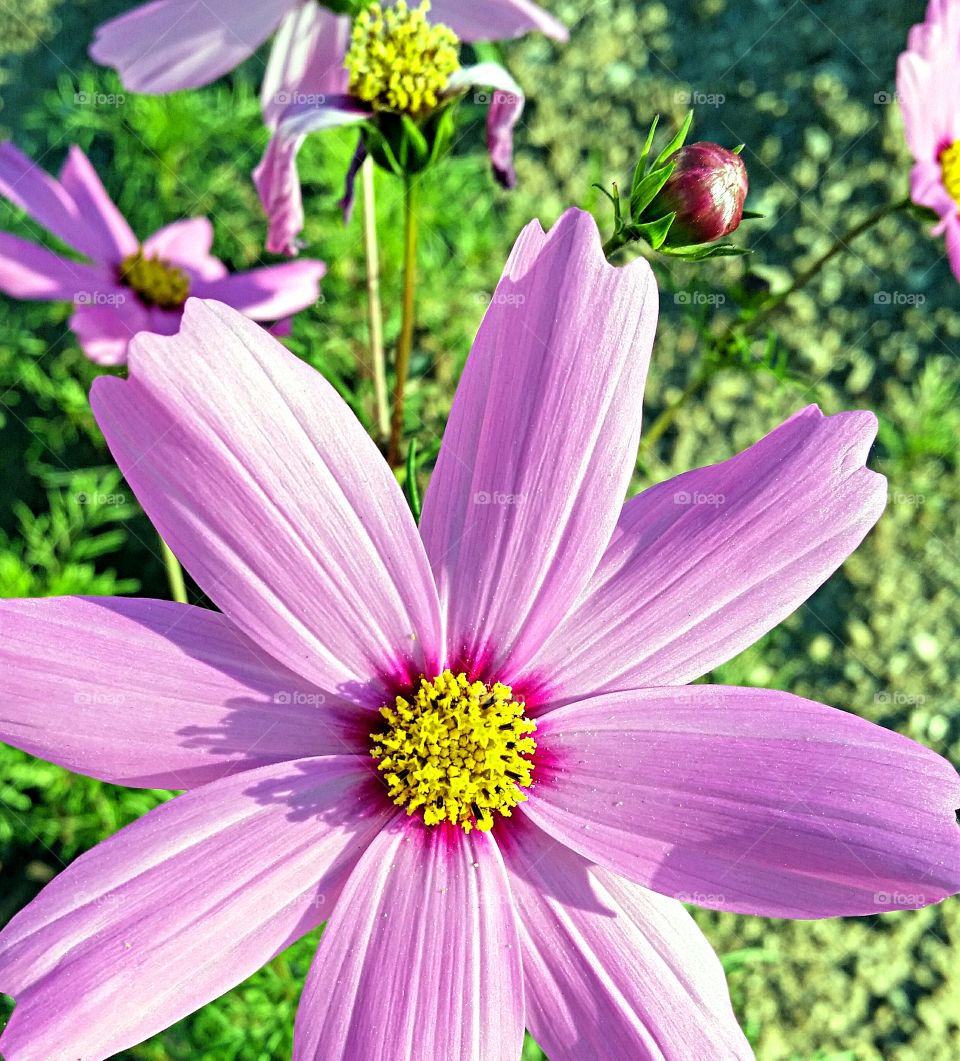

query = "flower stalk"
[[362, 157, 390, 444], [159, 535, 187, 604], [387, 174, 421, 468]]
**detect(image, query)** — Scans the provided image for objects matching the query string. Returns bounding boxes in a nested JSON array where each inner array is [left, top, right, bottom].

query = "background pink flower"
[[1, 210, 958, 1059], [89, 0, 568, 102], [896, 0, 960, 280], [0, 143, 325, 365]]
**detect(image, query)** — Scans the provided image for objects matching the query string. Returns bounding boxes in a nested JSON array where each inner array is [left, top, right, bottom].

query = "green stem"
[[636, 363, 719, 462], [640, 197, 912, 459], [387, 175, 420, 469], [361, 156, 390, 445], [159, 534, 187, 604], [735, 196, 912, 340]]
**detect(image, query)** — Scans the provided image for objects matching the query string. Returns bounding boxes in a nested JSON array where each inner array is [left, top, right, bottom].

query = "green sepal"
[[628, 211, 676, 251], [740, 209, 765, 220], [659, 241, 750, 261], [629, 160, 676, 218], [651, 109, 693, 170], [630, 115, 661, 195]]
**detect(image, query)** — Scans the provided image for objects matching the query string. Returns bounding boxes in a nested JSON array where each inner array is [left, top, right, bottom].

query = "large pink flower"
[[2, 210, 959, 1060], [897, 0, 960, 280], [89, 0, 568, 99], [0, 143, 325, 366]]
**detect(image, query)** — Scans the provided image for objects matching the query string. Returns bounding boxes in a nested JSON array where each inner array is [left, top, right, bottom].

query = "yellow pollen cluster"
[[345, 1, 460, 118], [370, 669, 536, 833], [941, 141, 960, 208], [118, 250, 190, 310]]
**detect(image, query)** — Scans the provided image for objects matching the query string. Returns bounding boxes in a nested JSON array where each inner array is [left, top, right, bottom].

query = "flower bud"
[[649, 142, 748, 246]]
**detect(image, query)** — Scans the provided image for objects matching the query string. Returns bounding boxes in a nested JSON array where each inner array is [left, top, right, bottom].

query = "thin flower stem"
[[636, 363, 719, 462], [734, 196, 912, 340], [362, 157, 390, 445], [639, 197, 912, 459], [159, 534, 187, 604], [387, 174, 420, 468]]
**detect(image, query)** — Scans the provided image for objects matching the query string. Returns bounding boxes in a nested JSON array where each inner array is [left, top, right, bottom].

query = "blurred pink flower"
[[897, 0, 960, 280], [2, 210, 959, 1059], [0, 143, 325, 365], [89, 0, 567, 103]]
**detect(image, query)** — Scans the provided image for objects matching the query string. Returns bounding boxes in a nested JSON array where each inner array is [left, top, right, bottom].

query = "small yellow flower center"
[[118, 249, 190, 310], [941, 141, 960, 208], [345, 1, 460, 118], [370, 669, 536, 833]]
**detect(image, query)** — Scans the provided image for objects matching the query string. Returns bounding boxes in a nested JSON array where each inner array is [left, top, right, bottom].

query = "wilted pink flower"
[[648, 141, 748, 246], [897, 0, 960, 280], [254, 2, 530, 254], [0, 143, 325, 365], [90, 0, 567, 102], [2, 210, 959, 1060]]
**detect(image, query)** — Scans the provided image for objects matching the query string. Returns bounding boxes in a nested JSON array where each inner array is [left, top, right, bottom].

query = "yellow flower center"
[[118, 249, 190, 311], [345, 1, 460, 118], [941, 141, 960, 207], [370, 669, 536, 833]]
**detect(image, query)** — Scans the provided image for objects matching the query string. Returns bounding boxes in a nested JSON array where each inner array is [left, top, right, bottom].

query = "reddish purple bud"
[[649, 142, 748, 245]]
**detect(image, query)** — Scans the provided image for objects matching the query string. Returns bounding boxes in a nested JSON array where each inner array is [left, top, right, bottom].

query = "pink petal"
[[260, 1, 350, 129], [143, 217, 227, 281], [418, 209, 658, 680], [499, 814, 752, 1060], [90, 0, 295, 94], [519, 405, 886, 700], [448, 62, 525, 188], [192, 258, 325, 320], [254, 98, 368, 255], [523, 686, 960, 919], [58, 145, 138, 261], [0, 142, 103, 262], [293, 820, 524, 1060], [0, 756, 392, 1061], [0, 596, 362, 789], [0, 232, 104, 300], [90, 299, 443, 702], [69, 299, 149, 366], [430, 0, 568, 42]]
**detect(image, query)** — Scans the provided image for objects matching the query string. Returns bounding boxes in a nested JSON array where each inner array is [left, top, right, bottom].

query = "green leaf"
[[651, 109, 693, 170], [404, 438, 422, 523]]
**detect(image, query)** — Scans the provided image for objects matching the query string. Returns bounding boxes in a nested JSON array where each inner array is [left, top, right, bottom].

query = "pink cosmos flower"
[[2, 209, 959, 1060], [253, 3, 530, 254], [89, 0, 567, 101], [896, 0, 960, 280], [0, 142, 325, 365]]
